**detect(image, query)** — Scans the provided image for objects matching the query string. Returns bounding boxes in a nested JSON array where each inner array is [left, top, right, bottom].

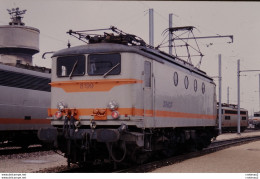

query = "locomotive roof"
[[53, 43, 213, 81], [217, 105, 247, 111], [0, 63, 51, 78], [220, 106, 247, 111], [217, 103, 248, 111]]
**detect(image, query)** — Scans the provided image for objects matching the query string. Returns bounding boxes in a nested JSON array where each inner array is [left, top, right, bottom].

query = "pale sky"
[[1, 0, 260, 114]]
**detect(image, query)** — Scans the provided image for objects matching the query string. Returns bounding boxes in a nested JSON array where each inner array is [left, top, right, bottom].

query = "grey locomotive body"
[[249, 112, 260, 129], [39, 31, 218, 165]]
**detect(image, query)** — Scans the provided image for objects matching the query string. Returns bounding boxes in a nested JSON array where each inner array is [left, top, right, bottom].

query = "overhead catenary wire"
[[147, 7, 234, 65]]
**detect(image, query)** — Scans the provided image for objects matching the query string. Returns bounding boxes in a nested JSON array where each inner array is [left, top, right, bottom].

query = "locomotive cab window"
[[87, 53, 121, 76], [57, 55, 85, 77]]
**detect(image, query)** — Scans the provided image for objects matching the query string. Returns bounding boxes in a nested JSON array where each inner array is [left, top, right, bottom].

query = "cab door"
[[143, 60, 154, 127]]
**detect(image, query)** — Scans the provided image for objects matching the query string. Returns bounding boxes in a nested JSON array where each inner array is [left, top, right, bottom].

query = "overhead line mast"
[[162, 25, 233, 68]]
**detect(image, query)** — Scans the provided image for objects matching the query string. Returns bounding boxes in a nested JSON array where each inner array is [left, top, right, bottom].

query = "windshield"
[[87, 53, 121, 76], [57, 55, 85, 77]]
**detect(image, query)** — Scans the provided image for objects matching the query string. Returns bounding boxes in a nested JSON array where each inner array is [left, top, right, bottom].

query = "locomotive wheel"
[[199, 132, 211, 148], [161, 148, 175, 158], [21, 143, 30, 149], [160, 141, 176, 158], [17, 139, 30, 149], [131, 147, 151, 164], [185, 140, 197, 152], [106, 140, 127, 163]]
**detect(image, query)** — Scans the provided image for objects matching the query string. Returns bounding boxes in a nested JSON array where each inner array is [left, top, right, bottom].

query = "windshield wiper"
[[103, 63, 120, 78], [69, 60, 78, 79]]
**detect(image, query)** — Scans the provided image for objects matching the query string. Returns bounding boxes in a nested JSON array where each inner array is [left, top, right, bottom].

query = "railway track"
[[53, 135, 260, 173], [116, 135, 260, 173], [0, 144, 50, 156]]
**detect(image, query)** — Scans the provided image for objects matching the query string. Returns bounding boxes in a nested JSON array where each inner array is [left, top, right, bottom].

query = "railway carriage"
[[218, 104, 248, 132], [0, 63, 51, 147], [39, 28, 218, 165]]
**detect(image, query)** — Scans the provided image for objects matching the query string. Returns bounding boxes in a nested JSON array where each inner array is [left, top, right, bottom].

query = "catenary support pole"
[[149, 9, 154, 47], [218, 54, 222, 134], [259, 74, 260, 111], [237, 59, 241, 134], [227, 86, 229, 104]]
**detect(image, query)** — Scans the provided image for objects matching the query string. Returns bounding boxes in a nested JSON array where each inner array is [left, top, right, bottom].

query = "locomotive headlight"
[[107, 100, 119, 111], [55, 111, 63, 120], [111, 111, 120, 119], [57, 102, 66, 111]]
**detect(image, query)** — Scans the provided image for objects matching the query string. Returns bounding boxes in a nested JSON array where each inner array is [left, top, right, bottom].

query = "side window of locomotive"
[[184, 76, 189, 89], [144, 61, 151, 87], [57, 55, 85, 77], [194, 79, 197, 92], [87, 53, 121, 76], [240, 111, 246, 115], [173, 72, 178, 86], [225, 116, 231, 120], [202, 82, 205, 94]]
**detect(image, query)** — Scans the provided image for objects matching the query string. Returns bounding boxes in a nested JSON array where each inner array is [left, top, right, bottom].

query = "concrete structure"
[[0, 8, 39, 66]]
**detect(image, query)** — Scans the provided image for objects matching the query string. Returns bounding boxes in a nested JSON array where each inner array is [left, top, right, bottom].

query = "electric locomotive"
[[217, 103, 248, 132], [39, 27, 218, 165], [251, 112, 260, 129]]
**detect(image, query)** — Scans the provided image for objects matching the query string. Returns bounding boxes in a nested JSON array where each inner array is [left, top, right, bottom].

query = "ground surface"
[[0, 131, 260, 173], [151, 140, 260, 173]]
